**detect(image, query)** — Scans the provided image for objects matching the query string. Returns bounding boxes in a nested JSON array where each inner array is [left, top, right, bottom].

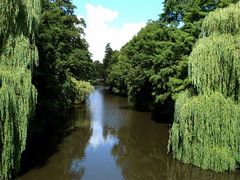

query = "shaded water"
[[17, 87, 240, 180]]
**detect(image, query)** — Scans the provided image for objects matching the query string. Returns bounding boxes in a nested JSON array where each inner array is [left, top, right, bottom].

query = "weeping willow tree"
[[168, 2, 240, 172], [0, 0, 40, 179]]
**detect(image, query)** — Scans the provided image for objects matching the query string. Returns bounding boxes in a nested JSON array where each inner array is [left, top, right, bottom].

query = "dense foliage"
[[168, 2, 240, 172], [105, 0, 238, 113], [103, 43, 114, 81], [70, 77, 94, 103], [0, 1, 41, 179], [93, 60, 104, 80], [106, 21, 193, 111], [34, 0, 95, 111]]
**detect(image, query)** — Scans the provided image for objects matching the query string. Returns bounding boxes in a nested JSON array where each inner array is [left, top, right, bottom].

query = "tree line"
[[104, 0, 239, 112]]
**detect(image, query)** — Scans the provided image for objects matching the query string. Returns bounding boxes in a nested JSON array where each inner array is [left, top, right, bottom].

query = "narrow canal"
[[17, 87, 240, 180]]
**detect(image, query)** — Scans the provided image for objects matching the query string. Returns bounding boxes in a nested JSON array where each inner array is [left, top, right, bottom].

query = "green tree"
[[149, 24, 193, 113], [34, 0, 94, 111], [103, 43, 114, 81], [107, 22, 192, 111], [168, 2, 240, 172], [161, 0, 239, 25], [93, 60, 104, 79], [103, 43, 114, 69], [0, 1, 41, 179], [107, 54, 132, 95]]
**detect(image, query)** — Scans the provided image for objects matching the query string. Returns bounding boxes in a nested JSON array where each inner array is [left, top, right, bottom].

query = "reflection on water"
[[88, 90, 119, 149], [17, 87, 240, 180]]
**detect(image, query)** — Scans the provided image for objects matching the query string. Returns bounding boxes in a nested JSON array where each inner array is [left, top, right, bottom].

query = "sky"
[[72, 0, 164, 61]]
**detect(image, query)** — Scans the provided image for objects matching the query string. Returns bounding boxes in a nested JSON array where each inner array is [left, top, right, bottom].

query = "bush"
[[70, 77, 94, 103]]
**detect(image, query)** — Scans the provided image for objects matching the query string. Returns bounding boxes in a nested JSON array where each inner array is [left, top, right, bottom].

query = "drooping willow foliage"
[[169, 91, 240, 171], [168, 2, 240, 172], [202, 2, 240, 36], [189, 34, 240, 101], [0, 0, 40, 179]]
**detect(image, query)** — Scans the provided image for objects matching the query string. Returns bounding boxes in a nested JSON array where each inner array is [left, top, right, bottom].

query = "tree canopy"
[[34, 0, 95, 111]]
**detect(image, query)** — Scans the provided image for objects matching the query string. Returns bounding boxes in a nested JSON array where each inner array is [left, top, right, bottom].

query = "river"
[[17, 87, 240, 180]]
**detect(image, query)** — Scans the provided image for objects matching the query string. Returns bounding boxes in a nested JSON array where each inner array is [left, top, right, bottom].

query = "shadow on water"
[[20, 113, 65, 172], [117, 93, 174, 125], [118, 104, 173, 124], [18, 103, 92, 179]]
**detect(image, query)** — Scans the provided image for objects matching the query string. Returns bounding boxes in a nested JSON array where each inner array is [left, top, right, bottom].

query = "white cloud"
[[80, 3, 146, 62]]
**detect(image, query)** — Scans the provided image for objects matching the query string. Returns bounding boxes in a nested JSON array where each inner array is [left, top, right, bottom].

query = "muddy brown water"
[[17, 87, 240, 180]]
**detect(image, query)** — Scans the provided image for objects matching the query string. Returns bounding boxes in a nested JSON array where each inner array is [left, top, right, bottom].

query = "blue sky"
[[72, 0, 164, 61]]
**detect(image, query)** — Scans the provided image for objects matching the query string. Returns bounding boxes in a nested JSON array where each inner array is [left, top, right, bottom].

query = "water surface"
[[17, 87, 240, 180]]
